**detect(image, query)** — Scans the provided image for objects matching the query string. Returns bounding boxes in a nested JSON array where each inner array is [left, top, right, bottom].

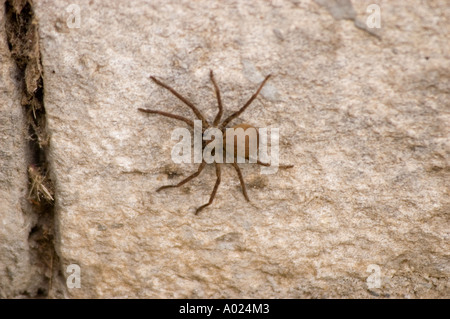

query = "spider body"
[[138, 70, 293, 214]]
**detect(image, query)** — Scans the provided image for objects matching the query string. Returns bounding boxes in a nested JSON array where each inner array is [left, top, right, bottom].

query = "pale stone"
[[28, 0, 450, 298]]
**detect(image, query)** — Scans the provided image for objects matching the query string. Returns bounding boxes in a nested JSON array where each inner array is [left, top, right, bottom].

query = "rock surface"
[[3, 0, 448, 298]]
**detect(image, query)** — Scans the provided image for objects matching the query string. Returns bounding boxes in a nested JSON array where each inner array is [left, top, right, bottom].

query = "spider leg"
[[150, 76, 209, 128], [231, 162, 250, 201], [195, 163, 221, 215], [157, 162, 207, 192], [210, 70, 223, 126], [257, 160, 293, 169], [138, 108, 194, 128], [220, 74, 271, 128]]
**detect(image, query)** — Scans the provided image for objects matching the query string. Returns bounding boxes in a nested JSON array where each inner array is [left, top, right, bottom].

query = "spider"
[[138, 70, 293, 215]]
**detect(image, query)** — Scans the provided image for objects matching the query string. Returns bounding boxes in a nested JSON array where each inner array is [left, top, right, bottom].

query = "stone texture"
[[0, 1, 35, 298], [29, 0, 449, 298]]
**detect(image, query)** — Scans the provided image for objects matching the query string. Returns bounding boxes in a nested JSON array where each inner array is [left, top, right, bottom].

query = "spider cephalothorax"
[[138, 70, 293, 214]]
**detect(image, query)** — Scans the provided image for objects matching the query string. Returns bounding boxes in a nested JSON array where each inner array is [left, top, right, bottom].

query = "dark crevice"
[[5, 0, 60, 298]]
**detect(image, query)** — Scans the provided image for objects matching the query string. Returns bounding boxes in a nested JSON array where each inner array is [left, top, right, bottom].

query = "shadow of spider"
[[138, 70, 293, 214]]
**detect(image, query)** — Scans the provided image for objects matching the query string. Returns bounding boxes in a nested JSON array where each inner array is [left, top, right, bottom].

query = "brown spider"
[[138, 70, 293, 214]]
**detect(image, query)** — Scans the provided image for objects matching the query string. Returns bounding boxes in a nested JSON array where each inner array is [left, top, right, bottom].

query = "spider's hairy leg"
[[210, 70, 223, 126], [138, 108, 194, 128], [220, 74, 271, 128], [195, 163, 221, 215], [232, 162, 250, 201], [157, 162, 207, 192], [149, 76, 209, 128], [257, 160, 294, 169]]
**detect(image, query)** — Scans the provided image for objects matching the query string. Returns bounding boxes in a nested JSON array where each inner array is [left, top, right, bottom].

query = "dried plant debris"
[[5, 0, 46, 136], [28, 111, 49, 148], [5, 0, 58, 298], [28, 165, 54, 204], [5, 1, 43, 95]]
